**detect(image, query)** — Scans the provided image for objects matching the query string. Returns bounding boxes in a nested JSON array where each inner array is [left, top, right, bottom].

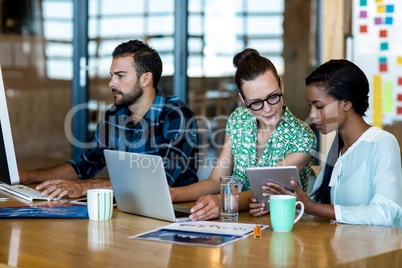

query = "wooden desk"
[[0, 196, 401, 268]]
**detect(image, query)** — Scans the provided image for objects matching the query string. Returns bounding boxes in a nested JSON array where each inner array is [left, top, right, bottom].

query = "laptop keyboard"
[[0, 183, 55, 201]]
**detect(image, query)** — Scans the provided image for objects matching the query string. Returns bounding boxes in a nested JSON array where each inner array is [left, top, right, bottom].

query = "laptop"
[[0, 66, 55, 201], [104, 149, 192, 222]]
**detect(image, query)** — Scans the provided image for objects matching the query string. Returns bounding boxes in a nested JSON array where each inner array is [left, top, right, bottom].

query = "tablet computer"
[[70, 196, 117, 207], [246, 166, 301, 211]]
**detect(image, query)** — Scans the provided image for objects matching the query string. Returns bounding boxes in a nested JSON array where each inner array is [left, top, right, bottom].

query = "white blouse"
[[313, 127, 402, 228]]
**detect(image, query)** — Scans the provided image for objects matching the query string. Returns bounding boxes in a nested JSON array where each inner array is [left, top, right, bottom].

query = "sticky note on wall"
[[379, 30, 387, 38], [379, 57, 387, 72], [377, 5, 385, 13], [380, 42, 389, 50], [373, 75, 383, 128], [386, 5, 394, 13], [379, 62, 388, 72], [397, 57, 402, 65], [383, 81, 394, 113], [385, 17, 393, 24]]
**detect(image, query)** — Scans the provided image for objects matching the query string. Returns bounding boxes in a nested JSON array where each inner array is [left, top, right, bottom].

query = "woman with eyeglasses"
[[255, 59, 401, 227], [170, 48, 317, 221]]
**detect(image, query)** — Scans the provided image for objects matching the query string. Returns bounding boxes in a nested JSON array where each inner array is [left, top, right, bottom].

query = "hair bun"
[[233, 48, 260, 68]]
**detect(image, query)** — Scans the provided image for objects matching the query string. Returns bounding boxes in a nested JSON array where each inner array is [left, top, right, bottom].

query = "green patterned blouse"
[[226, 105, 317, 192]]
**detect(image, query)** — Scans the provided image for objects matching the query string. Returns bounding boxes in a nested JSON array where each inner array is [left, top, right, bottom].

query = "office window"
[[40, 0, 284, 81], [188, 0, 284, 77], [41, 0, 175, 81], [88, 0, 175, 79], [42, 0, 73, 80]]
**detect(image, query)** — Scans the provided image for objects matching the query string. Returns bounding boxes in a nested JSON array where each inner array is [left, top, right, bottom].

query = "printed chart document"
[[129, 221, 269, 247], [160, 221, 269, 236]]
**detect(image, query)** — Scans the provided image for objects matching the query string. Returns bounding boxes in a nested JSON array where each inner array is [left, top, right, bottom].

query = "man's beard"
[[113, 80, 143, 107]]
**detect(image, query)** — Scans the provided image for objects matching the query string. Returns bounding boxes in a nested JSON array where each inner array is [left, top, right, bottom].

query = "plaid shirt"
[[67, 90, 199, 187]]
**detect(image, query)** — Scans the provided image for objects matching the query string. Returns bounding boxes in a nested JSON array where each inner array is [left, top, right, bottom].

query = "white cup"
[[87, 189, 114, 220]]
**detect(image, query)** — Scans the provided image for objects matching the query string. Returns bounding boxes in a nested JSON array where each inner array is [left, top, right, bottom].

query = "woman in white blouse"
[[250, 59, 402, 228]]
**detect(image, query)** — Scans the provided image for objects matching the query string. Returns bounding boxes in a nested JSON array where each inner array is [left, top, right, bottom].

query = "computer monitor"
[[0, 67, 20, 185]]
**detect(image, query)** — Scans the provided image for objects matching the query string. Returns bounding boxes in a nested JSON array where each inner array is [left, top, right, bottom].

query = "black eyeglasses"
[[246, 90, 283, 111]]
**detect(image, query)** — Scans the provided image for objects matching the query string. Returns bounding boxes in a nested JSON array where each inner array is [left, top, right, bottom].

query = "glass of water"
[[220, 176, 239, 221]]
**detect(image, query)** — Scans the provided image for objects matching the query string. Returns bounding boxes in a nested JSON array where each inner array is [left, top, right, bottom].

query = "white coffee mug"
[[87, 189, 114, 220]]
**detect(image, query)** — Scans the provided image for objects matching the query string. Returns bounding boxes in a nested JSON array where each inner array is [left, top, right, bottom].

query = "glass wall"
[[88, 0, 175, 78], [0, 0, 74, 163], [0, 0, 284, 162], [42, 0, 285, 118], [42, 0, 73, 80], [188, 0, 284, 77], [41, 0, 285, 83]]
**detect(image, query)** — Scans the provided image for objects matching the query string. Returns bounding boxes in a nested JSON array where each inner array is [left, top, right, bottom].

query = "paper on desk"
[[158, 221, 269, 236], [129, 228, 245, 247]]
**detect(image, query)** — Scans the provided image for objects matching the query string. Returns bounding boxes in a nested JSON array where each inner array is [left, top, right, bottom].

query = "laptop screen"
[[0, 121, 12, 184], [0, 67, 20, 185]]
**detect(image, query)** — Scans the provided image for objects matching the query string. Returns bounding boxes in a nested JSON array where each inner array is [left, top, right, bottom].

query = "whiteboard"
[[351, 0, 402, 126]]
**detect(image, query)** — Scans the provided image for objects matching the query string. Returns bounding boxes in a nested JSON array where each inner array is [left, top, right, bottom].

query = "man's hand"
[[188, 194, 220, 221], [36, 179, 87, 201]]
